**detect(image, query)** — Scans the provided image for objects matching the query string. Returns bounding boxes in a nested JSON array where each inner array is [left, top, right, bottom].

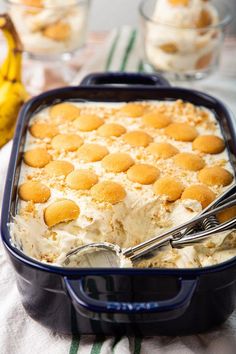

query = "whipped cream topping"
[[152, 0, 218, 28], [10, 100, 236, 268]]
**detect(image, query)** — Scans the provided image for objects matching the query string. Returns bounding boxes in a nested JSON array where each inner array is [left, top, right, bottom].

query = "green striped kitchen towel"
[[104, 27, 141, 72], [72, 26, 143, 85]]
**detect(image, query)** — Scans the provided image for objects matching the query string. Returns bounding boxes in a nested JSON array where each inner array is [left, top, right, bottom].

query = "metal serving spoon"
[[62, 184, 236, 268]]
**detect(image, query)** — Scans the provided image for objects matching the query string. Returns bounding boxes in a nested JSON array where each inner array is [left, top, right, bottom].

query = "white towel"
[[1, 28, 236, 354]]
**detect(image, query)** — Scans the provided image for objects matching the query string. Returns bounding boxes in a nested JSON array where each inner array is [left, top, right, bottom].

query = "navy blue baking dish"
[[1, 72, 236, 336]]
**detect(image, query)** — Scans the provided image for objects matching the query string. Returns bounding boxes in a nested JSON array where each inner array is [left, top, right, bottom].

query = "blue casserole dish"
[[1, 72, 236, 336]]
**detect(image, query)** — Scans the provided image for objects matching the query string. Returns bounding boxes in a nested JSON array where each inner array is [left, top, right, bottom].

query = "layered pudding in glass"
[[8, 0, 90, 58], [141, 0, 230, 79]]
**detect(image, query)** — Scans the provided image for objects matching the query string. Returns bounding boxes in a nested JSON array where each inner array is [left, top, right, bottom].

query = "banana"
[[0, 17, 15, 84], [0, 14, 29, 148]]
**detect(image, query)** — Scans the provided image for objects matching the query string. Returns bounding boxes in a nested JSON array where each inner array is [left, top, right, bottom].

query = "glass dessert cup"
[[6, 0, 90, 60], [139, 0, 232, 81]]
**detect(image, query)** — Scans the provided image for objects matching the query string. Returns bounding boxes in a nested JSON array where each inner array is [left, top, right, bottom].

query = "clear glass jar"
[[139, 0, 232, 81], [6, 0, 90, 60]]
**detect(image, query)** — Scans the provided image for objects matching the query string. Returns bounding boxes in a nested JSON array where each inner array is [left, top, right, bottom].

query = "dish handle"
[[80, 72, 170, 87], [64, 276, 198, 322]]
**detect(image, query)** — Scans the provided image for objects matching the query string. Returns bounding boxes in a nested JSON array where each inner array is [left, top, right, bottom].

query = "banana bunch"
[[0, 14, 28, 148]]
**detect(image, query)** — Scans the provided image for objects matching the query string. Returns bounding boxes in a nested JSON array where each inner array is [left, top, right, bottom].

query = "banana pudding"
[[8, 0, 90, 57], [10, 99, 236, 268], [140, 0, 231, 79]]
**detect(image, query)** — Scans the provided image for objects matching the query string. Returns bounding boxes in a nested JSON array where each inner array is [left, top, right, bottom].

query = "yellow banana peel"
[[0, 14, 29, 148]]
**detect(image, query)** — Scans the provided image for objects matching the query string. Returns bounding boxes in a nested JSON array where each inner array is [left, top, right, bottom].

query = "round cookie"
[[66, 170, 98, 190], [127, 164, 160, 185], [218, 206, 236, 224], [74, 114, 103, 132], [30, 122, 58, 139], [165, 123, 198, 142], [22, 0, 43, 7], [77, 144, 109, 162], [123, 131, 152, 147], [19, 181, 51, 203], [91, 181, 126, 204], [44, 199, 80, 227], [196, 53, 212, 70], [142, 111, 171, 129], [43, 22, 71, 42], [119, 103, 145, 118], [24, 148, 51, 168], [196, 9, 212, 28], [147, 142, 179, 159], [169, 0, 189, 6], [97, 123, 126, 137], [51, 134, 83, 152], [50, 103, 80, 122], [160, 43, 178, 54], [181, 184, 216, 209], [198, 166, 233, 186], [102, 153, 134, 173], [154, 177, 184, 202], [174, 153, 205, 171], [45, 160, 74, 177], [192, 135, 225, 154]]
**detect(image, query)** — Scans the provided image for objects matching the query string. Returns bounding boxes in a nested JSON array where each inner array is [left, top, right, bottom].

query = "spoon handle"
[[123, 184, 236, 261]]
